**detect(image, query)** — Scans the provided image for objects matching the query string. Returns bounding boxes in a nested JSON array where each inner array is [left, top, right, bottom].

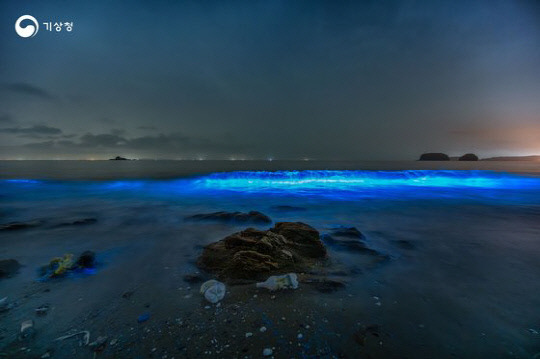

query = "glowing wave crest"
[[194, 170, 538, 191]]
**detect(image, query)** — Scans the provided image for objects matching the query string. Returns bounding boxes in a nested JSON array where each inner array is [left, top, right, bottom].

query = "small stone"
[[110, 338, 118, 345], [89, 336, 108, 352], [297, 333, 303, 339], [245, 332, 253, 338], [122, 291, 134, 299], [263, 348, 273, 356], [259, 326, 267, 332]]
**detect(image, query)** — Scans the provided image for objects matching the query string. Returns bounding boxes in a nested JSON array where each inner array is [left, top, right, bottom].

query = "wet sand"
[[1, 193, 540, 358]]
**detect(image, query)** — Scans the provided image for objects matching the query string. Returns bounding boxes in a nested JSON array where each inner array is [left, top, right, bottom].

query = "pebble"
[[297, 333, 303, 340], [263, 348, 273, 356], [245, 332, 253, 338], [259, 326, 267, 332]]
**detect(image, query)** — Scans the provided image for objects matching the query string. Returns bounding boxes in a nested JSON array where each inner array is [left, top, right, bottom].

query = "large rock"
[[0, 220, 42, 231], [418, 153, 450, 161], [321, 227, 389, 262], [197, 222, 327, 282], [458, 153, 479, 161], [186, 211, 272, 224], [0, 259, 21, 278]]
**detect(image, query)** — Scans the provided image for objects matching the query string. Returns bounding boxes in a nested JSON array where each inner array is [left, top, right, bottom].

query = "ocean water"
[[1, 161, 539, 358]]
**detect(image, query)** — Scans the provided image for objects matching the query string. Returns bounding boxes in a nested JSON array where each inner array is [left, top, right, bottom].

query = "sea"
[[0, 160, 539, 358]]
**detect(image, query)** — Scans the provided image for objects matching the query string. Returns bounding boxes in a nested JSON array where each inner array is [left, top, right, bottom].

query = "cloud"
[[137, 126, 157, 130], [79, 133, 127, 147], [0, 125, 63, 135], [13, 130, 250, 158], [2, 83, 55, 100], [0, 114, 14, 124]]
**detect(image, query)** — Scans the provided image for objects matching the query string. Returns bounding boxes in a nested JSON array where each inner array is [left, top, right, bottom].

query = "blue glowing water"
[[192, 170, 539, 191], [2, 170, 540, 205]]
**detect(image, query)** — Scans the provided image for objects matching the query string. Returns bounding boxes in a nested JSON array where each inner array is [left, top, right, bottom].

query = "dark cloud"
[[0, 114, 14, 123], [2, 83, 55, 100], [15, 130, 249, 158], [79, 133, 127, 147], [0, 125, 63, 135], [1, 0, 539, 159]]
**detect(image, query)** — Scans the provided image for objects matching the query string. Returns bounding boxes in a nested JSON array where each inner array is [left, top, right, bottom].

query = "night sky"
[[1, 0, 539, 160]]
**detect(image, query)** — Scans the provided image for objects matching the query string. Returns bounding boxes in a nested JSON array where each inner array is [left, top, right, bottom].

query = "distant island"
[[419, 153, 539, 161], [109, 156, 133, 161]]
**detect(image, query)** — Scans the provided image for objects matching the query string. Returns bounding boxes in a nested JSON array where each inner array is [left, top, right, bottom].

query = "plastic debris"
[[263, 348, 273, 356], [20, 320, 35, 340], [256, 273, 298, 291], [47, 254, 74, 278], [35, 304, 50, 316], [40, 251, 97, 279], [199, 280, 226, 304], [54, 330, 91, 346], [137, 313, 150, 323]]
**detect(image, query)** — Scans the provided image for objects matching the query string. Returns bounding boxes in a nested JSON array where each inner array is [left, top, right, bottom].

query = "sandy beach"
[[1, 165, 539, 358]]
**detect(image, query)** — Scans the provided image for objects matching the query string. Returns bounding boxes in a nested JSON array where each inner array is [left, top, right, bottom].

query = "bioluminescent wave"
[[2, 171, 540, 203], [193, 170, 540, 191]]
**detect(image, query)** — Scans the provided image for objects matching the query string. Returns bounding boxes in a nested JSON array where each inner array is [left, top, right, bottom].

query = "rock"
[[0, 297, 13, 312], [57, 218, 97, 227], [89, 335, 108, 352], [263, 348, 273, 356], [183, 273, 204, 284], [353, 324, 382, 347], [122, 291, 134, 299], [418, 153, 450, 161], [271, 222, 326, 258], [459, 153, 479, 161], [0, 220, 42, 231], [186, 211, 272, 224], [109, 156, 129, 160], [0, 259, 21, 278], [329, 227, 364, 239], [197, 222, 327, 281], [322, 227, 387, 260], [76, 251, 96, 269]]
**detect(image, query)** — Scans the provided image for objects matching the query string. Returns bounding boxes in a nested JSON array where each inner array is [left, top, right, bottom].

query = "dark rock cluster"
[[197, 222, 326, 282]]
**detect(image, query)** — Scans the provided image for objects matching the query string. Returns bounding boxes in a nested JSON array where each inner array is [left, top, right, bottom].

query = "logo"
[[15, 15, 39, 38]]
